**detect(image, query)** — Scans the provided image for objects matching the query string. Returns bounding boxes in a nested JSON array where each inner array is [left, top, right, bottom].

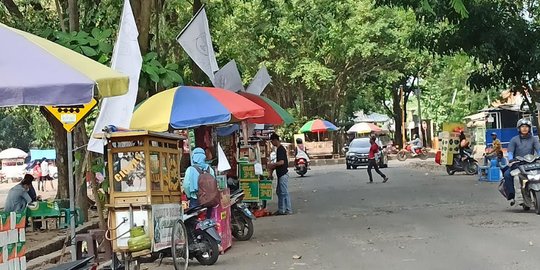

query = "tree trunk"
[[89, 153, 106, 229], [40, 108, 69, 199], [1, 0, 23, 19], [67, 0, 79, 32], [133, 0, 152, 54], [74, 123, 89, 222], [54, 0, 67, 32], [392, 86, 404, 148]]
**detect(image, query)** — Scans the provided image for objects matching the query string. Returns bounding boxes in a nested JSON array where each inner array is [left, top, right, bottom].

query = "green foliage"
[[141, 52, 183, 91], [54, 28, 114, 63], [0, 107, 53, 151], [276, 108, 312, 142]]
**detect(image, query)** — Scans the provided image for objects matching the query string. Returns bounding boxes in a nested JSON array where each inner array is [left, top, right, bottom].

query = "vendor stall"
[[96, 131, 189, 270]]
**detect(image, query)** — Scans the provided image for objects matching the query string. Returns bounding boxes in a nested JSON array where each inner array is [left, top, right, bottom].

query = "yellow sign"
[[45, 99, 98, 132]]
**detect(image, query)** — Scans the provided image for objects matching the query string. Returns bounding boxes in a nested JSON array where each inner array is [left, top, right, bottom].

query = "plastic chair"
[[59, 208, 84, 228], [74, 233, 98, 261]]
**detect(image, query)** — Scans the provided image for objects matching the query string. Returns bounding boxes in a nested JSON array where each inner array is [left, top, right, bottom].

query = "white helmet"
[[517, 118, 532, 129]]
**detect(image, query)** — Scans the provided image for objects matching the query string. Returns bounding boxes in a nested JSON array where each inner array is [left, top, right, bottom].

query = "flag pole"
[[176, 4, 206, 40]]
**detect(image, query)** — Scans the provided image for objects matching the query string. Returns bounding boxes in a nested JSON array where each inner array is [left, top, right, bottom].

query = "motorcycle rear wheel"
[[195, 232, 219, 265], [231, 213, 254, 241], [446, 166, 455, 175], [397, 151, 408, 161], [465, 161, 478, 175]]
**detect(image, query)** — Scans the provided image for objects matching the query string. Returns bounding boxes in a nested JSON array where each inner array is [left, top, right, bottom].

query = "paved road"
[[148, 161, 540, 270]]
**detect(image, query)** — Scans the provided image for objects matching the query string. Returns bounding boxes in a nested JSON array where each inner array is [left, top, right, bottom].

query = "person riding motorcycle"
[[407, 134, 422, 156], [503, 119, 540, 203], [458, 131, 471, 162], [295, 138, 310, 163]]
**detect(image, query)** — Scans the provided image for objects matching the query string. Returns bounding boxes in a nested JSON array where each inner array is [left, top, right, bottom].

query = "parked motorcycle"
[[230, 189, 256, 241], [397, 145, 429, 161], [446, 149, 478, 175], [295, 157, 308, 176], [506, 154, 540, 214], [179, 206, 221, 265]]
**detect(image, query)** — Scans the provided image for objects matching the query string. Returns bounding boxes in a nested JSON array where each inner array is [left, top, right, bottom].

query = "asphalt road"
[[148, 160, 540, 270]]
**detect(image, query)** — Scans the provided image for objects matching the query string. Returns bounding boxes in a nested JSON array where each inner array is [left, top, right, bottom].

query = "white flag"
[[246, 65, 271, 95], [177, 7, 219, 82], [217, 143, 231, 172], [87, 0, 142, 154], [213, 60, 244, 92]]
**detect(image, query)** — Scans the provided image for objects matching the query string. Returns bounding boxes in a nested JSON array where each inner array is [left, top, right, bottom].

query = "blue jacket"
[[183, 148, 215, 199]]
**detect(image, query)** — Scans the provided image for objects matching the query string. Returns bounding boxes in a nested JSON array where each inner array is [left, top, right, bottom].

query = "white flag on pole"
[[177, 7, 219, 82], [246, 65, 271, 95], [87, 0, 142, 154], [213, 60, 244, 92], [217, 143, 231, 172]]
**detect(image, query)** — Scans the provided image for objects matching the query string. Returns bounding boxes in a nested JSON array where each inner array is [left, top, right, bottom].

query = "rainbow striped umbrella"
[[299, 119, 338, 133], [0, 23, 128, 106], [131, 86, 265, 131], [238, 92, 294, 125]]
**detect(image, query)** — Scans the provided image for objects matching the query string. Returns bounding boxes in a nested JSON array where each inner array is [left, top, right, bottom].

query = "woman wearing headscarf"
[[182, 148, 216, 209]]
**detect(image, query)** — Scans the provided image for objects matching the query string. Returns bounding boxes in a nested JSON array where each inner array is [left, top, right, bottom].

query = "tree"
[[377, 0, 540, 125]]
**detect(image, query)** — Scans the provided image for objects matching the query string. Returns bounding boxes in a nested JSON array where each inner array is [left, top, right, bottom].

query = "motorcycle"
[[181, 206, 221, 265], [230, 189, 256, 241], [506, 154, 540, 214], [295, 158, 308, 176], [446, 148, 478, 175], [294, 149, 309, 176], [397, 145, 429, 161]]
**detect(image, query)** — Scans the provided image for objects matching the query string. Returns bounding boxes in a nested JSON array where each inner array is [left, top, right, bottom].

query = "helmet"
[[413, 134, 419, 139], [517, 118, 532, 129], [296, 138, 303, 144]]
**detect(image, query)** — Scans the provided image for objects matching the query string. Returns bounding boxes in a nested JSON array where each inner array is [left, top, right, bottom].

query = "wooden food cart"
[[97, 131, 188, 270]]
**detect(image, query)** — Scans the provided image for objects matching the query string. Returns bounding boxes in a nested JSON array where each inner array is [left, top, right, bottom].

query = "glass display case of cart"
[[94, 131, 185, 207]]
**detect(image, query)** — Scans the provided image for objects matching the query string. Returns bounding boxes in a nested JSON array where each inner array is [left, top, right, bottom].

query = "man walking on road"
[[367, 136, 389, 184], [268, 133, 292, 215]]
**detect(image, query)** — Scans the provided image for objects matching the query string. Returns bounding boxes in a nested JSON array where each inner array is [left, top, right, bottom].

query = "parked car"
[[345, 137, 388, 169]]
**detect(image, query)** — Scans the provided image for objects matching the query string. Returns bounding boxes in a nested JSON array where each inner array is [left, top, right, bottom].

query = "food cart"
[[97, 131, 189, 270]]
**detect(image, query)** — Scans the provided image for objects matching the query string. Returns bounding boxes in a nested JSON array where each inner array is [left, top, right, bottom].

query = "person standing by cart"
[[183, 148, 215, 217], [268, 133, 292, 215]]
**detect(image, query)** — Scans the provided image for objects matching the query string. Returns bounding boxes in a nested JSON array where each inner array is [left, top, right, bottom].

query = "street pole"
[[416, 87, 423, 145], [400, 85, 406, 146], [67, 131, 76, 261]]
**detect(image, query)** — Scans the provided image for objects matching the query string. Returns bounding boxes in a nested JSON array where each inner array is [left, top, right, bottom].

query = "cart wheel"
[[172, 218, 189, 270]]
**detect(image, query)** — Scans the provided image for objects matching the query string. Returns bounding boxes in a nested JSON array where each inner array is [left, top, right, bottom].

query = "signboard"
[[239, 163, 257, 180], [239, 179, 259, 202], [259, 180, 273, 201], [152, 204, 182, 252], [44, 98, 98, 132]]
